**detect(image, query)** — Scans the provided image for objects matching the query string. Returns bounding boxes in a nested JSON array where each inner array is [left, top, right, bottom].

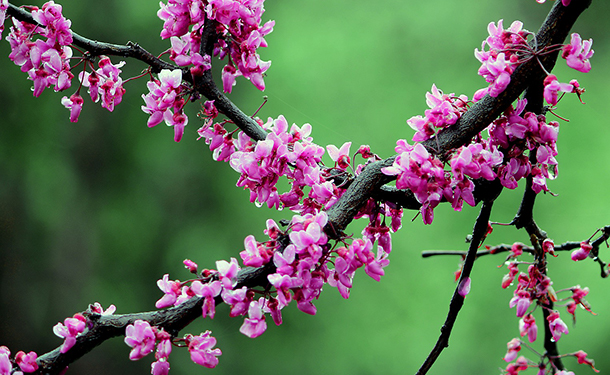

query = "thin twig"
[[415, 200, 495, 375]]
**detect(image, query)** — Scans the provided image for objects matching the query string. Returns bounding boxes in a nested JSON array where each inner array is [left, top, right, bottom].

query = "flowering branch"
[[325, 0, 591, 235], [5, 2, 268, 142], [0, 0, 600, 374]]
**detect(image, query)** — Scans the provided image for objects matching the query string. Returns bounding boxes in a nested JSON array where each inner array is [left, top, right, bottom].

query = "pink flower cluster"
[[150, 208, 393, 371], [488, 99, 559, 193], [157, 0, 274, 92], [498, 243, 600, 374], [142, 69, 188, 142], [507, 265, 551, 318], [61, 56, 127, 123], [7, 1, 74, 97], [475, 20, 527, 98], [382, 136, 502, 224], [52, 313, 87, 353], [407, 85, 468, 142], [199, 114, 350, 213], [124, 319, 221, 373], [0, 346, 39, 375]]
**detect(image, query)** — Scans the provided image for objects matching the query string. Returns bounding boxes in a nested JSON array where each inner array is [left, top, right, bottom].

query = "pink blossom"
[[31, 1, 73, 46], [61, 93, 84, 122], [562, 33, 593, 73], [240, 235, 271, 267], [186, 331, 222, 368], [509, 290, 531, 317], [0, 347, 13, 375], [0, 0, 8, 41], [183, 259, 198, 273], [273, 244, 296, 276], [89, 302, 116, 315], [574, 350, 598, 372], [365, 249, 390, 282], [328, 255, 355, 299], [239, 298, 267, 338], [155, 274, 182, 308], [571, 241, 592, 261], [191, 280, 222, 319], [519, 314, 537, 343], [220, 286, 251, 317], [543, 74, 574, 106], [151, 360, 170, 375], [141, 69, 187, 141], [547, 311, 569, 342], [502, 262, 520, 289], [268, 273, 302, 305], [326, 142, 352, 170], [15, 351, 38, 373], [458, 277, 471, 297], [542, 238, 556, 256], [216, 258, 239, 290], [124, 320, 156, 361], [53, 313, 87, 353], [264, 297, 284, 326], [503, 338, 521, 362], [504, 356, 529, 375]]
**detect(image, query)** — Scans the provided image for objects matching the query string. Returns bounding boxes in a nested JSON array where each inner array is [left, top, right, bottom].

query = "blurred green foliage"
[[0, 0, 609, 374]]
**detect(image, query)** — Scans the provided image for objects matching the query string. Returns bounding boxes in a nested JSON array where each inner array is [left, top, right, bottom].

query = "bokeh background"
[[0, 0, 609, 374]]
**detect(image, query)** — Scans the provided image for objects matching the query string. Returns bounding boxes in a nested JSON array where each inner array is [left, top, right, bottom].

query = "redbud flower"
[[220, 286, 251, 317], [89, 302, 116, 315], [190, 280, 222, 319], [542, 238, 556, 257], [326, 142, 352, 170], [155, 274, 181, 308], [562, 33, 593, 73], [509, 290, 531, 318], [547, 311, 569, 342], [183, 259, 198, 273], [15, 350, 38, 373], [571, 241, 593, 261], [240, 235, 271, 267], [543, 74, 573, 106], [503, 338, 521, 362], [518, 314, 537, 343], [504, 356, 529, 375], [53, 313, 87, 353], [574, 350, 599, 372], [124, 320, 156, 361], [0, 347, 13, 375], [151, 360, 170, 375], [0, 0, 7, 41], [186, 331, 222, 369], [240, 298, 267, 338], [61, 93, 84, 122], [458, 277, 471, 297], [216, 257, 241, 285], [502, 262, 520, 289]]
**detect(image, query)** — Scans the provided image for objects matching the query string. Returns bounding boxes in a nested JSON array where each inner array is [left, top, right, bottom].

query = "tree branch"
[[325, 0, 591, 236], [6, 3, 269, 142]]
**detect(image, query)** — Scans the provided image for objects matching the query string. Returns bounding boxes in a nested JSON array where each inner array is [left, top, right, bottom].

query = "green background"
[[0, 1, 609, 374]]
